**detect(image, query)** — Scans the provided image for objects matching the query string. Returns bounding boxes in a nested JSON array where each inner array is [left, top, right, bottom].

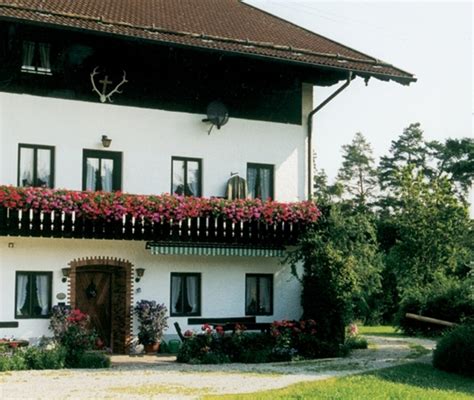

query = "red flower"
[[0, 185, 321, 225]]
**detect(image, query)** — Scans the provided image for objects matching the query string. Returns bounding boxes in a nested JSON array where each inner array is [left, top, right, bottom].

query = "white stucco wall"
[[0, 92, 309, 201], [0, 237, 303, 341]]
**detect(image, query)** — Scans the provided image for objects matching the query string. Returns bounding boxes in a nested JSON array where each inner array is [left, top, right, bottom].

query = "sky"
[[248, 0, 473, 206]]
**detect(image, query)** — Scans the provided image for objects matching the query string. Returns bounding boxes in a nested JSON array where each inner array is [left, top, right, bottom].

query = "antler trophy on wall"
[[90, 66, 128, 103]]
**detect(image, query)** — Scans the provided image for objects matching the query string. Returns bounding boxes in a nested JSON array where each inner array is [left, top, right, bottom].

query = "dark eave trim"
[[0, 14, 416, 85]]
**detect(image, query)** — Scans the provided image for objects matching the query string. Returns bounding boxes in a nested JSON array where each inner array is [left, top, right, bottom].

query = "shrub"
[[297, 334, 342, 358], [344, 323, 368, 350], [433, 323, 474, 377], [22, 346, 66, 370], [177, 320, 351, 364], [0, 352, 27, 371], [75, 351, 111, 369], [49, 307, 98, 367], [134, 300, 169, 345], [345, 336, 368, 350], [396, 280, 474, 336]]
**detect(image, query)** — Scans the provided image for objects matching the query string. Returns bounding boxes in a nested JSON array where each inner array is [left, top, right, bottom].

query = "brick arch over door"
[[68, 257, 133, 354]]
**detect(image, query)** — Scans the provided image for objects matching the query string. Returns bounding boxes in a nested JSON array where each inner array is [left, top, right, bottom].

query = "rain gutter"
[[307, 71, 353, 199]]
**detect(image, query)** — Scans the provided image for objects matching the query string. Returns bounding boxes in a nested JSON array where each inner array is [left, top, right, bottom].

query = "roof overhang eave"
[[0, 15, 416, 86]]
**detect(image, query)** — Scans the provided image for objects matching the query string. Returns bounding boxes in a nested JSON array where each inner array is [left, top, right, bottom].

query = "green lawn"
[[205, 363, 474, 400], [357, 325, 405, 338]]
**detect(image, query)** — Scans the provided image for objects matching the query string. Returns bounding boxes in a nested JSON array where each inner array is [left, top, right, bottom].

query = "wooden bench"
[[174, 317, 271, 342], [187, 317, 257, 325]]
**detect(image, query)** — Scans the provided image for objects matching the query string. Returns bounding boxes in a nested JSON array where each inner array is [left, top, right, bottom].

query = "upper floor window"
[[15, 271, 52, 319], [247, 163, 274, 201], [170, 273, 201, 316], [83, 149, 122, 192], [172, 157, 202, 197], [245, 274, 273, 316], [21, 41, 52, 75], [18, 144, 55, 188]]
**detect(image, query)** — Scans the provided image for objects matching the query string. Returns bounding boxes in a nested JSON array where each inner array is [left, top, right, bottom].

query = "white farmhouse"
[[0, 0, 414, 353]]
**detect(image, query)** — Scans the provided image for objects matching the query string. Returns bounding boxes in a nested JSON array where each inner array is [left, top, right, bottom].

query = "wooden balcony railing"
[[0, 207, 305, 247]]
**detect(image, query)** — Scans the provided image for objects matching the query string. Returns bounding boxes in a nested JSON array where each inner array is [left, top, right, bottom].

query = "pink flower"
[[0, 185, 321, 225]]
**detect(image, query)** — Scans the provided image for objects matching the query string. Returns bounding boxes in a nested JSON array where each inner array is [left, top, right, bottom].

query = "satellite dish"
[[202, 100, 229, 134]]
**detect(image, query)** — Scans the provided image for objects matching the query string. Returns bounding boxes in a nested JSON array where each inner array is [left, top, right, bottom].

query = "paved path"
[[0, 336, 436, 399]]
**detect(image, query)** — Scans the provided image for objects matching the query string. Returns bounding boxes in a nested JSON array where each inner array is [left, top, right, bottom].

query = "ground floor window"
[[15, 271, 52, 318], [245, 274, 273, 315], [170, 273, 201, 316]]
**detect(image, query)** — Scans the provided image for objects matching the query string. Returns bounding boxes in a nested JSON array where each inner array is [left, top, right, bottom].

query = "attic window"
[[21, 41, 52, 75]]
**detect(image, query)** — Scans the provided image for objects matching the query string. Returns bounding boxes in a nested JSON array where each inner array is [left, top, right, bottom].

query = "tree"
[[287, 203, 384, 342], [385, 166, 472, 295], [378, 123, 428, 212], [378, 123, 428, 190], [336, 132, 377, 209], [313, 168, 342, 205], [427, 137, 474, 198]]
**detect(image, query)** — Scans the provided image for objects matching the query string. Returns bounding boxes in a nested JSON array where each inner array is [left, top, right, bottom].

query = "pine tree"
[[336, 132, 377, 209], [378, 122, 427, 191]]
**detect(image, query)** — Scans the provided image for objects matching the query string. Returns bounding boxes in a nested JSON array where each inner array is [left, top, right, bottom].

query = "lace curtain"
[[16, 274, 28, 316], [19, 147, 34, 187], [186, 276, 198, 313], [248, 166, 271, 200], [86, 158, 113, 191], [36, 275, 50, 316]]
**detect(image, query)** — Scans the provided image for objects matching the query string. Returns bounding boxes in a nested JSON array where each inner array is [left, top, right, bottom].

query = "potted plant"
[[134, 300, 168, 353]]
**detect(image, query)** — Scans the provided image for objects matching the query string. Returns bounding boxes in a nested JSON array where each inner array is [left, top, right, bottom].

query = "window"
[[245, 274, 273, 316], [18, 144, 55, 188], [15, 271, 52, 318], [247, 163, 274, 201], [170, 273, 201, 316], [21, 41, 52, 75], [171, 157, 202, 197], [82, 150, 122, 192]]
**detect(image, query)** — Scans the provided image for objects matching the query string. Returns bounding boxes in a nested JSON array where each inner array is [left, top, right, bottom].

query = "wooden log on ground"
[[405, 313, 457, 327]]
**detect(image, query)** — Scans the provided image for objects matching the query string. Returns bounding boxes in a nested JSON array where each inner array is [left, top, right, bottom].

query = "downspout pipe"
[[307, 71, 353, 199]]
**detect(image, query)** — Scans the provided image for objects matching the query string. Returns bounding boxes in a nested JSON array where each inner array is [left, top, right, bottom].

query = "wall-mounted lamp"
[[61, 267, 71, 283], [135, 267, 145, 283], [101, 135, 112, 148]]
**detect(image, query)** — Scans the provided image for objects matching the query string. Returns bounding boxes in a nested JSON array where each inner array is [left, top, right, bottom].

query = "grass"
[[205, 363, 474, 400], [358, 325, 405, 338], [406, 343, 431, 359], [110, 383, 215, 396]]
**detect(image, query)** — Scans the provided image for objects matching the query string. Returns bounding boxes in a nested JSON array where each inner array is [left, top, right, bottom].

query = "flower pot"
[[144, 342, 160, 354]]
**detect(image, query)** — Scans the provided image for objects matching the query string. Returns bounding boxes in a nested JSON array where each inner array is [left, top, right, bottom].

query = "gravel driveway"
[[0, 336, 436, 400]]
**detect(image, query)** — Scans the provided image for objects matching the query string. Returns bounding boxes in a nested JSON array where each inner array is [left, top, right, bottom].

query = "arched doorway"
[[68, 257, 133, 354]]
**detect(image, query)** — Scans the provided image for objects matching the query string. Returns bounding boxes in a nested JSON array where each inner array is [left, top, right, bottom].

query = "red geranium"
[[0, 185, 321, 225]]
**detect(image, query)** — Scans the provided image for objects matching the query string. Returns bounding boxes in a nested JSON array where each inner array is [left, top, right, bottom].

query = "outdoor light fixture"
[[101, 135, 112, 148], [135, 267, 145, 283], [61, 267, 71, 283]]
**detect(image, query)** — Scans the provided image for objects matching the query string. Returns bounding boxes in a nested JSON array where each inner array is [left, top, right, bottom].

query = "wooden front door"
[[75, 270, 112, 348]]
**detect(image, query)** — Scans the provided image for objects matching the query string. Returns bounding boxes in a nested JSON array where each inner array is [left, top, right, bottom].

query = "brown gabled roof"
[[0, 0, 415, 84]]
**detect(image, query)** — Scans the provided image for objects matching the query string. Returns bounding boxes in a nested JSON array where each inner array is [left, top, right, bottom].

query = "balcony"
[[0, 186, 320, 249]]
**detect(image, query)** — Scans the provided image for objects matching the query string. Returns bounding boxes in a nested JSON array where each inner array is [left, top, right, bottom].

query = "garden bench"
[[188, 317, 271, 332], [187, 317, 257, 326], [174, 317, 271, 342]]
